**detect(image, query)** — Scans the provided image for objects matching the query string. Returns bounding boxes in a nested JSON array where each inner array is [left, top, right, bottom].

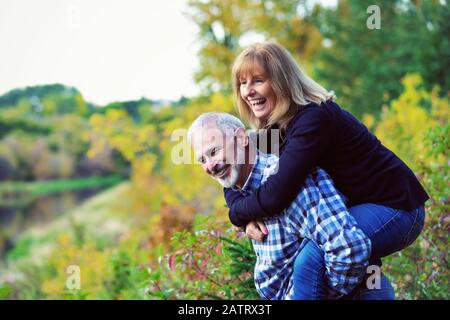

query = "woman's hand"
[[245, 220, 268, 242]]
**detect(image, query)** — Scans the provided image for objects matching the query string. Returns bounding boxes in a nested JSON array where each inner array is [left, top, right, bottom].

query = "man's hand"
[[245, 221, 268, 242]]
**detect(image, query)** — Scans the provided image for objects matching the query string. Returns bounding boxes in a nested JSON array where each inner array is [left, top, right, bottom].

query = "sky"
[[0, 0, 200, 105], [0, 0, 337, 105]]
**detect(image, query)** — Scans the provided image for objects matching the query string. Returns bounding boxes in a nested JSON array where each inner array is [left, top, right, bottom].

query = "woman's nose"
[[244, 85, 255, 98]]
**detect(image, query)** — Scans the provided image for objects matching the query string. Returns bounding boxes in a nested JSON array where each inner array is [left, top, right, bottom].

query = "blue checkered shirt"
[[237, 152, 371, 300]]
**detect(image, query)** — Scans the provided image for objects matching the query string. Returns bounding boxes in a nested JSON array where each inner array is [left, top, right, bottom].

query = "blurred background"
[[0, 0, 448, 300]]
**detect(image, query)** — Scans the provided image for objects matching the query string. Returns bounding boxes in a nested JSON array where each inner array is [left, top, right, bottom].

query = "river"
[[0, 187, 105, 258]]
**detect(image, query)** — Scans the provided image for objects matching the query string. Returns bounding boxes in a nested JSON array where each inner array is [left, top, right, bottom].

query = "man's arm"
[[225, 107, 333, 227]]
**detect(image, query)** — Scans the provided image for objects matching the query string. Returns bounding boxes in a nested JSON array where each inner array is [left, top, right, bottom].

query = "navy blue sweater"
[[225, 100, 429, 227]]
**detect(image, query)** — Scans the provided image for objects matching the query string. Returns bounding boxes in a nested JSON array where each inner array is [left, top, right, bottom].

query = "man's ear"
[[234, 127, 249, 147]]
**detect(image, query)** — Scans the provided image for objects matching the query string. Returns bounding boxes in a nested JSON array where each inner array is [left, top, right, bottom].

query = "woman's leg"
[[348, 204, 425, 263], [291, 239, 327, 300], [292, 238, 397, 300], [346, 204, 425, 299], [341, 272, 395, 300], [291, 204, 425, 300]]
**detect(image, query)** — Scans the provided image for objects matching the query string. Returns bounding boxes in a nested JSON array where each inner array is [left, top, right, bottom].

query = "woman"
[[224, 42, 428, 299]]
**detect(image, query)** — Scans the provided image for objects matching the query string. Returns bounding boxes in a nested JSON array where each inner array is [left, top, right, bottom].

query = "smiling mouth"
[[249, 98, 267, 109], [215, 165, 230, 178]]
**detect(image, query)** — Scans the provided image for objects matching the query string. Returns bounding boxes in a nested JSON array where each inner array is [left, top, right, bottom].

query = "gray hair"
[[187, 112, 246, 143]]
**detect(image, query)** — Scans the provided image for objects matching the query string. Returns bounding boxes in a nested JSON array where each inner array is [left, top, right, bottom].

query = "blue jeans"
[[292, 204, 425, 300]]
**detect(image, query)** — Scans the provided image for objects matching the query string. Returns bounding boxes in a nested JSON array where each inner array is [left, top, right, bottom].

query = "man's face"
[[191, 125, 246, 188]]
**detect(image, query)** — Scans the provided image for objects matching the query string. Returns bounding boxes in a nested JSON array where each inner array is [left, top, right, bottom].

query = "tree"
[[186, 0, 323, 93], [312, 0, 449, 118], [416, 0, 450, 94]]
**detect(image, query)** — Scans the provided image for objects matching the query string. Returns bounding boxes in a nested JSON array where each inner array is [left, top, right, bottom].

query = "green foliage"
[[415, 0, 450, 94], [0, 116, 51, 140], [101, 250, 149, 300], [142, 215, 258, 300], [0, 84, 92, 116], [374, 74, 448, 171], [3, 74, 447, 299], [186, 0, 322, 93], [0, 284, 12, 300], [5, 236, 34, 262], [312, 0, 450, 118], [187, 0, 449, 118], [383, 123, 449, 299], [0, 175, 123, 208], [218, 236, 259, 299], [0, 84, 129, 181], [372, 74, 449, 299], [1, 1, 448, 301]]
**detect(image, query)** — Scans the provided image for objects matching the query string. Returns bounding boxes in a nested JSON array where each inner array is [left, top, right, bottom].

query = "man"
[[187, 112, 379, 300]]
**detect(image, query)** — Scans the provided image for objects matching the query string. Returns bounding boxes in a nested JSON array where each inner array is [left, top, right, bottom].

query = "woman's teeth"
[[251, 98, 266, 106]]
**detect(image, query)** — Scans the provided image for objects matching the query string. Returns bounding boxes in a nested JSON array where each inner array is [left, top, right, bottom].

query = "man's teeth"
[[216, 166, 228, 176]]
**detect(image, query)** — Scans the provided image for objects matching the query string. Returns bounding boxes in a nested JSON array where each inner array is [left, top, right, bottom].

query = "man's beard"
[[212, 147, 246, 188], [213, 164, 240, 188]]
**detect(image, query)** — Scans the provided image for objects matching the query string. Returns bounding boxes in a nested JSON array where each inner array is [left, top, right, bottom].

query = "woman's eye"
[[210, 148, 216, 157]]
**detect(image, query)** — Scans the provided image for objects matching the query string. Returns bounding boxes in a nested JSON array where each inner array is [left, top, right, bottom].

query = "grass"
[[0, 175, 124, 207], [1, 182, 132, 278], [0, 181, 133, 299]]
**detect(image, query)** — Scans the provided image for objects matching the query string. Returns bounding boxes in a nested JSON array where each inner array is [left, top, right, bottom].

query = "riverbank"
[[0, 175, 124, 207], [0, 182, 132, 296]]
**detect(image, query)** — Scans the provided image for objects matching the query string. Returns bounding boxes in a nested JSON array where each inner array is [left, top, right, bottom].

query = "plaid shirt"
[[237, 152, 371, 300]]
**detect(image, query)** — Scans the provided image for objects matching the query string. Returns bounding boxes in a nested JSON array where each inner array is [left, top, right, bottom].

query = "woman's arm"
[[225, 107, 333, 227]]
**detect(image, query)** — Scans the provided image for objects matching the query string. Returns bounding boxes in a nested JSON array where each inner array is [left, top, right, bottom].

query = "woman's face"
[[239, 68, 276, 121]]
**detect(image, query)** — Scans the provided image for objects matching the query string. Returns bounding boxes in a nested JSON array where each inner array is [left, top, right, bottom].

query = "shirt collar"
[[229, 151, 257, 193], [241, 151, 269, 193]]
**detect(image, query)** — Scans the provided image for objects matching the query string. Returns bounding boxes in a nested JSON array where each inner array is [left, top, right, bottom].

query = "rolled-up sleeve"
[[304, 178, 371, 298]]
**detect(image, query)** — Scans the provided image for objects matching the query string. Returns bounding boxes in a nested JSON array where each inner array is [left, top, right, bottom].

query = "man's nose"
[[204, 160, 217, 175]]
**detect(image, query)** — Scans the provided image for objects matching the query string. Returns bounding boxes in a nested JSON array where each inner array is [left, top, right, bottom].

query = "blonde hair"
[[232, 42, 335, 132]]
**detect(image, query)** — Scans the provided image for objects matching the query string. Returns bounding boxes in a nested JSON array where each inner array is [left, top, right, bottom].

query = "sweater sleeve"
[[226, 107, 333, 227]]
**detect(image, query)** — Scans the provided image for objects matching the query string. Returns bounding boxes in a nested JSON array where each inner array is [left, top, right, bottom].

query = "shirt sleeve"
[[226, 107, 333, 227], [304, 187, 371, 298]]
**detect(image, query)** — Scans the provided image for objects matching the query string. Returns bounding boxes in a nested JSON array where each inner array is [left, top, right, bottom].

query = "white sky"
[[0, 0, 337, 105], [0, 0, 200, 105]]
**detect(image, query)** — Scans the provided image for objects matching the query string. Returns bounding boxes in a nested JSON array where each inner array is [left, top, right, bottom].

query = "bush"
[[142, 215, 258, 300], [375, 74, 449, 299]]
